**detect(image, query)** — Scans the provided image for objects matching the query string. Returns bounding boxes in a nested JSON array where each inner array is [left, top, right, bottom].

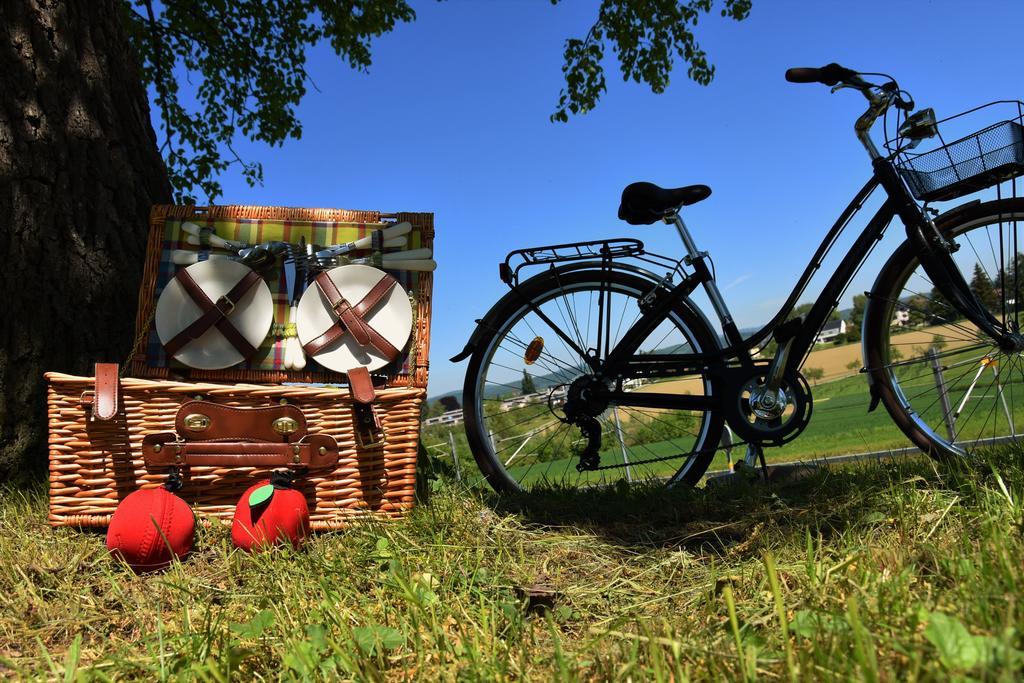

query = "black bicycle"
[[451, 63, 1024, 493]]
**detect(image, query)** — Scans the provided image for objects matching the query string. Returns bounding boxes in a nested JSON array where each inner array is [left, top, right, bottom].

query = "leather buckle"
[[215, 294, 236, 316], [353, 403, 383, 448], [331, 296, 352, 316]]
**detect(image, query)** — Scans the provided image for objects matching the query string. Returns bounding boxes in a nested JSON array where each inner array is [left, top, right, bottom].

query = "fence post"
[[448, 430, 462, 482], [927, 347, 957, 443]]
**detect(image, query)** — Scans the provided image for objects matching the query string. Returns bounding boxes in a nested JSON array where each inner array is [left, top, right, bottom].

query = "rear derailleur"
[[556, 374, 609, 472]]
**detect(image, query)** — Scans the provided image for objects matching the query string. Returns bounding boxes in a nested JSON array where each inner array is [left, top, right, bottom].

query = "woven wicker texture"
[[46, 373, 423, 529], [47, 204, 433, 529]]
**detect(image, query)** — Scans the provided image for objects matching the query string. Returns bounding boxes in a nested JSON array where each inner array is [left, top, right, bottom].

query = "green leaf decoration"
[[249, 484, 275, 508]]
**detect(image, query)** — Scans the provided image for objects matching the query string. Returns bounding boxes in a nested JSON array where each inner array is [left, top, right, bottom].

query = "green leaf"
[[249, 484, 275, 507], [924, 612, 985, 670], [230, 609, 276, 638], [352, 624, 405, 655]]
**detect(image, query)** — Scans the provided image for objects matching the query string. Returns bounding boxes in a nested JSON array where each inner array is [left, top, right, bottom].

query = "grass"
[[4, 450, 1024, 680]]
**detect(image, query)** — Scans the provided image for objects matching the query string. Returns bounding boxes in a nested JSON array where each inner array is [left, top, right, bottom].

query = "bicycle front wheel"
[[462, 268, 724, 493], [865, 197, 1024, 461]]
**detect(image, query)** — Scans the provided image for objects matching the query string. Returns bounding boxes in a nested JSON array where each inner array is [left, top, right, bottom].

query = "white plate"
[[155, 259, 273, 370], [296, 265, 412, 374]]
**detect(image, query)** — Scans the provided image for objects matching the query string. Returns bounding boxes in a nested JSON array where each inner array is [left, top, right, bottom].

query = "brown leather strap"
[[93, 363, 120, 421], [347, 366, 375, 404], [164, 268, 263, 359], [175, 401, 308, 442], [142, 433, 339, 469], [347, 366, 384, 447], [302, 272, 400, 359]]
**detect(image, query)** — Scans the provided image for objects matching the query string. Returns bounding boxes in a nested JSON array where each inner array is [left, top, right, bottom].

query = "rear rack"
[[499, 238, 684, 287]]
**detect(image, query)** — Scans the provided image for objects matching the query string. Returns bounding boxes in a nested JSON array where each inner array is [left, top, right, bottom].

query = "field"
[[4, 452, 1024, 679], [430, 324, 1010, 489]]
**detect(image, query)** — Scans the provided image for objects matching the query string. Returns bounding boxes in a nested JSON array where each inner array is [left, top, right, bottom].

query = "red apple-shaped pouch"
[[106, 479, 195, 573], [232, 472, 310, 552]]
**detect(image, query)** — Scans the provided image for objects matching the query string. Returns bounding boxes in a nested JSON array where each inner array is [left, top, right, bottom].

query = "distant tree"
[[931, 334, 947, 351], [846, 358, 862, 372], [803, 367, 824, 384], [929, 286, 962, 324], [421, 400, 446, 420], [970, 263, 999, 312], [787, 302, 840, 323], [905, 294, 930, 327], [846, 293, 867, 343], [521, 369, 537, 395]]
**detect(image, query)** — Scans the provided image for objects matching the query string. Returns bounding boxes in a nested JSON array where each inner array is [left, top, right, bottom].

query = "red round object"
[[231, 479, 310, 551], [106, 487, 195, 573]]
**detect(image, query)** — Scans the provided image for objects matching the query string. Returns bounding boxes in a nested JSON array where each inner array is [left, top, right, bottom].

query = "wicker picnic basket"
[[46, 204, 433, 529]]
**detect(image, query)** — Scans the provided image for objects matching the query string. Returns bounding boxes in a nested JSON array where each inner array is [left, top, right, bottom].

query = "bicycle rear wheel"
[[865, 197, 1024, 460], [462, 268, 724, 493]]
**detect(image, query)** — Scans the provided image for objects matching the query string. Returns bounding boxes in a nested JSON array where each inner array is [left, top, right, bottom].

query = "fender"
[[449, 260, 716, 363]]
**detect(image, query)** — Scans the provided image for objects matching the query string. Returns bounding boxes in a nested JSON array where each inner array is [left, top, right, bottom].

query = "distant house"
[[816, 319, 847, 344], [424, 409, 464, 427], [891, 306, 910, 327]]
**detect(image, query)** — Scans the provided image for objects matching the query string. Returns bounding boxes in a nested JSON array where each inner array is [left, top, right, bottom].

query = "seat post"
[[667, 211, 702, 261], [666, 211, 738, 330]]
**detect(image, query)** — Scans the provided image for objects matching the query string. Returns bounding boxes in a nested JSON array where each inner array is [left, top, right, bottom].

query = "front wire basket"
[[889, 100, 1024, 203]]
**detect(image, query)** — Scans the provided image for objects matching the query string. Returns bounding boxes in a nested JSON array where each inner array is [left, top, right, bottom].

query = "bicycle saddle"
[[617, 182, 711, 225]]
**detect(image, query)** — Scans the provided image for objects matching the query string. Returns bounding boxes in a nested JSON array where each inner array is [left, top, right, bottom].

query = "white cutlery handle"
[[349, 222, 414, 250], [184, 234, 237, 249], [181, 222, 237, 251], [383, 248, 432, 261], [170, 250, 232, 265], [381, 221, 413, 240]]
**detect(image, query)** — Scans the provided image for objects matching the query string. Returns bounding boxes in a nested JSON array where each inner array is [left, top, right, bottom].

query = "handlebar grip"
[[785, 63, 858, 87], [785, 67, 822, 83]]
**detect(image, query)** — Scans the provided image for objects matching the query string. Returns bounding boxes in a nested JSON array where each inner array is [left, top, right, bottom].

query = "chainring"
[[724, 368, 813, 446]]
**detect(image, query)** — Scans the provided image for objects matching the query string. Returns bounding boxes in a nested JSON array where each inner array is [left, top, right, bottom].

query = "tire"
[[461, 268, 725, 493], [864, 197, 1024, 461]]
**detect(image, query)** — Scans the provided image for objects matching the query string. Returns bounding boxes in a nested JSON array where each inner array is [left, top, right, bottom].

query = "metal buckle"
[[215, 294, 236, 315], [353, 403, 383, 448], [331, 296, 352, 316], [183, 413, 211, 431]]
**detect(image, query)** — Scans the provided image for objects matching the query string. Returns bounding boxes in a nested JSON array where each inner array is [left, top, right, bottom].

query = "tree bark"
[[0, 0, 171, 481]]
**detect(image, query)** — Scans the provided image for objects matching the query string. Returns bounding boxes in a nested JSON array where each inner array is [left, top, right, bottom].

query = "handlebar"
[[784, 63, 906, 159], [785, 63, 870, 89]]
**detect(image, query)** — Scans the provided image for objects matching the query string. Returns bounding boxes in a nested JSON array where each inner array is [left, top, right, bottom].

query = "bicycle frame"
[[583, 156, 1012, 414]]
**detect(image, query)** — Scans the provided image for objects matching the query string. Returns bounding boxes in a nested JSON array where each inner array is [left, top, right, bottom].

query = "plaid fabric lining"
[[147, 218, 421, 373]]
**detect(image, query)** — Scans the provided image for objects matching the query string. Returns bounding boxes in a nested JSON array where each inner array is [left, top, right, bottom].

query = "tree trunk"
[[0, 0, 171, 481]]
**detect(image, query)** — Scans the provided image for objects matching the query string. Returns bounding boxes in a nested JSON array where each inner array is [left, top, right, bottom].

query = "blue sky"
[[191, 0, 1024, 396]]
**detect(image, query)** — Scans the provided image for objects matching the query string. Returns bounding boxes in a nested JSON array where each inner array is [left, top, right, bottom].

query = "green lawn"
[[5, 452, 1024, 679], [478, 342, 1024, 488]]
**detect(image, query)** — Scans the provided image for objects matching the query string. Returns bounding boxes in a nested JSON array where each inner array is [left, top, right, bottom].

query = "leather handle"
[[175, 400, 308, 442], [84, 363, 120, 421], [142, 433, 339, 468]]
